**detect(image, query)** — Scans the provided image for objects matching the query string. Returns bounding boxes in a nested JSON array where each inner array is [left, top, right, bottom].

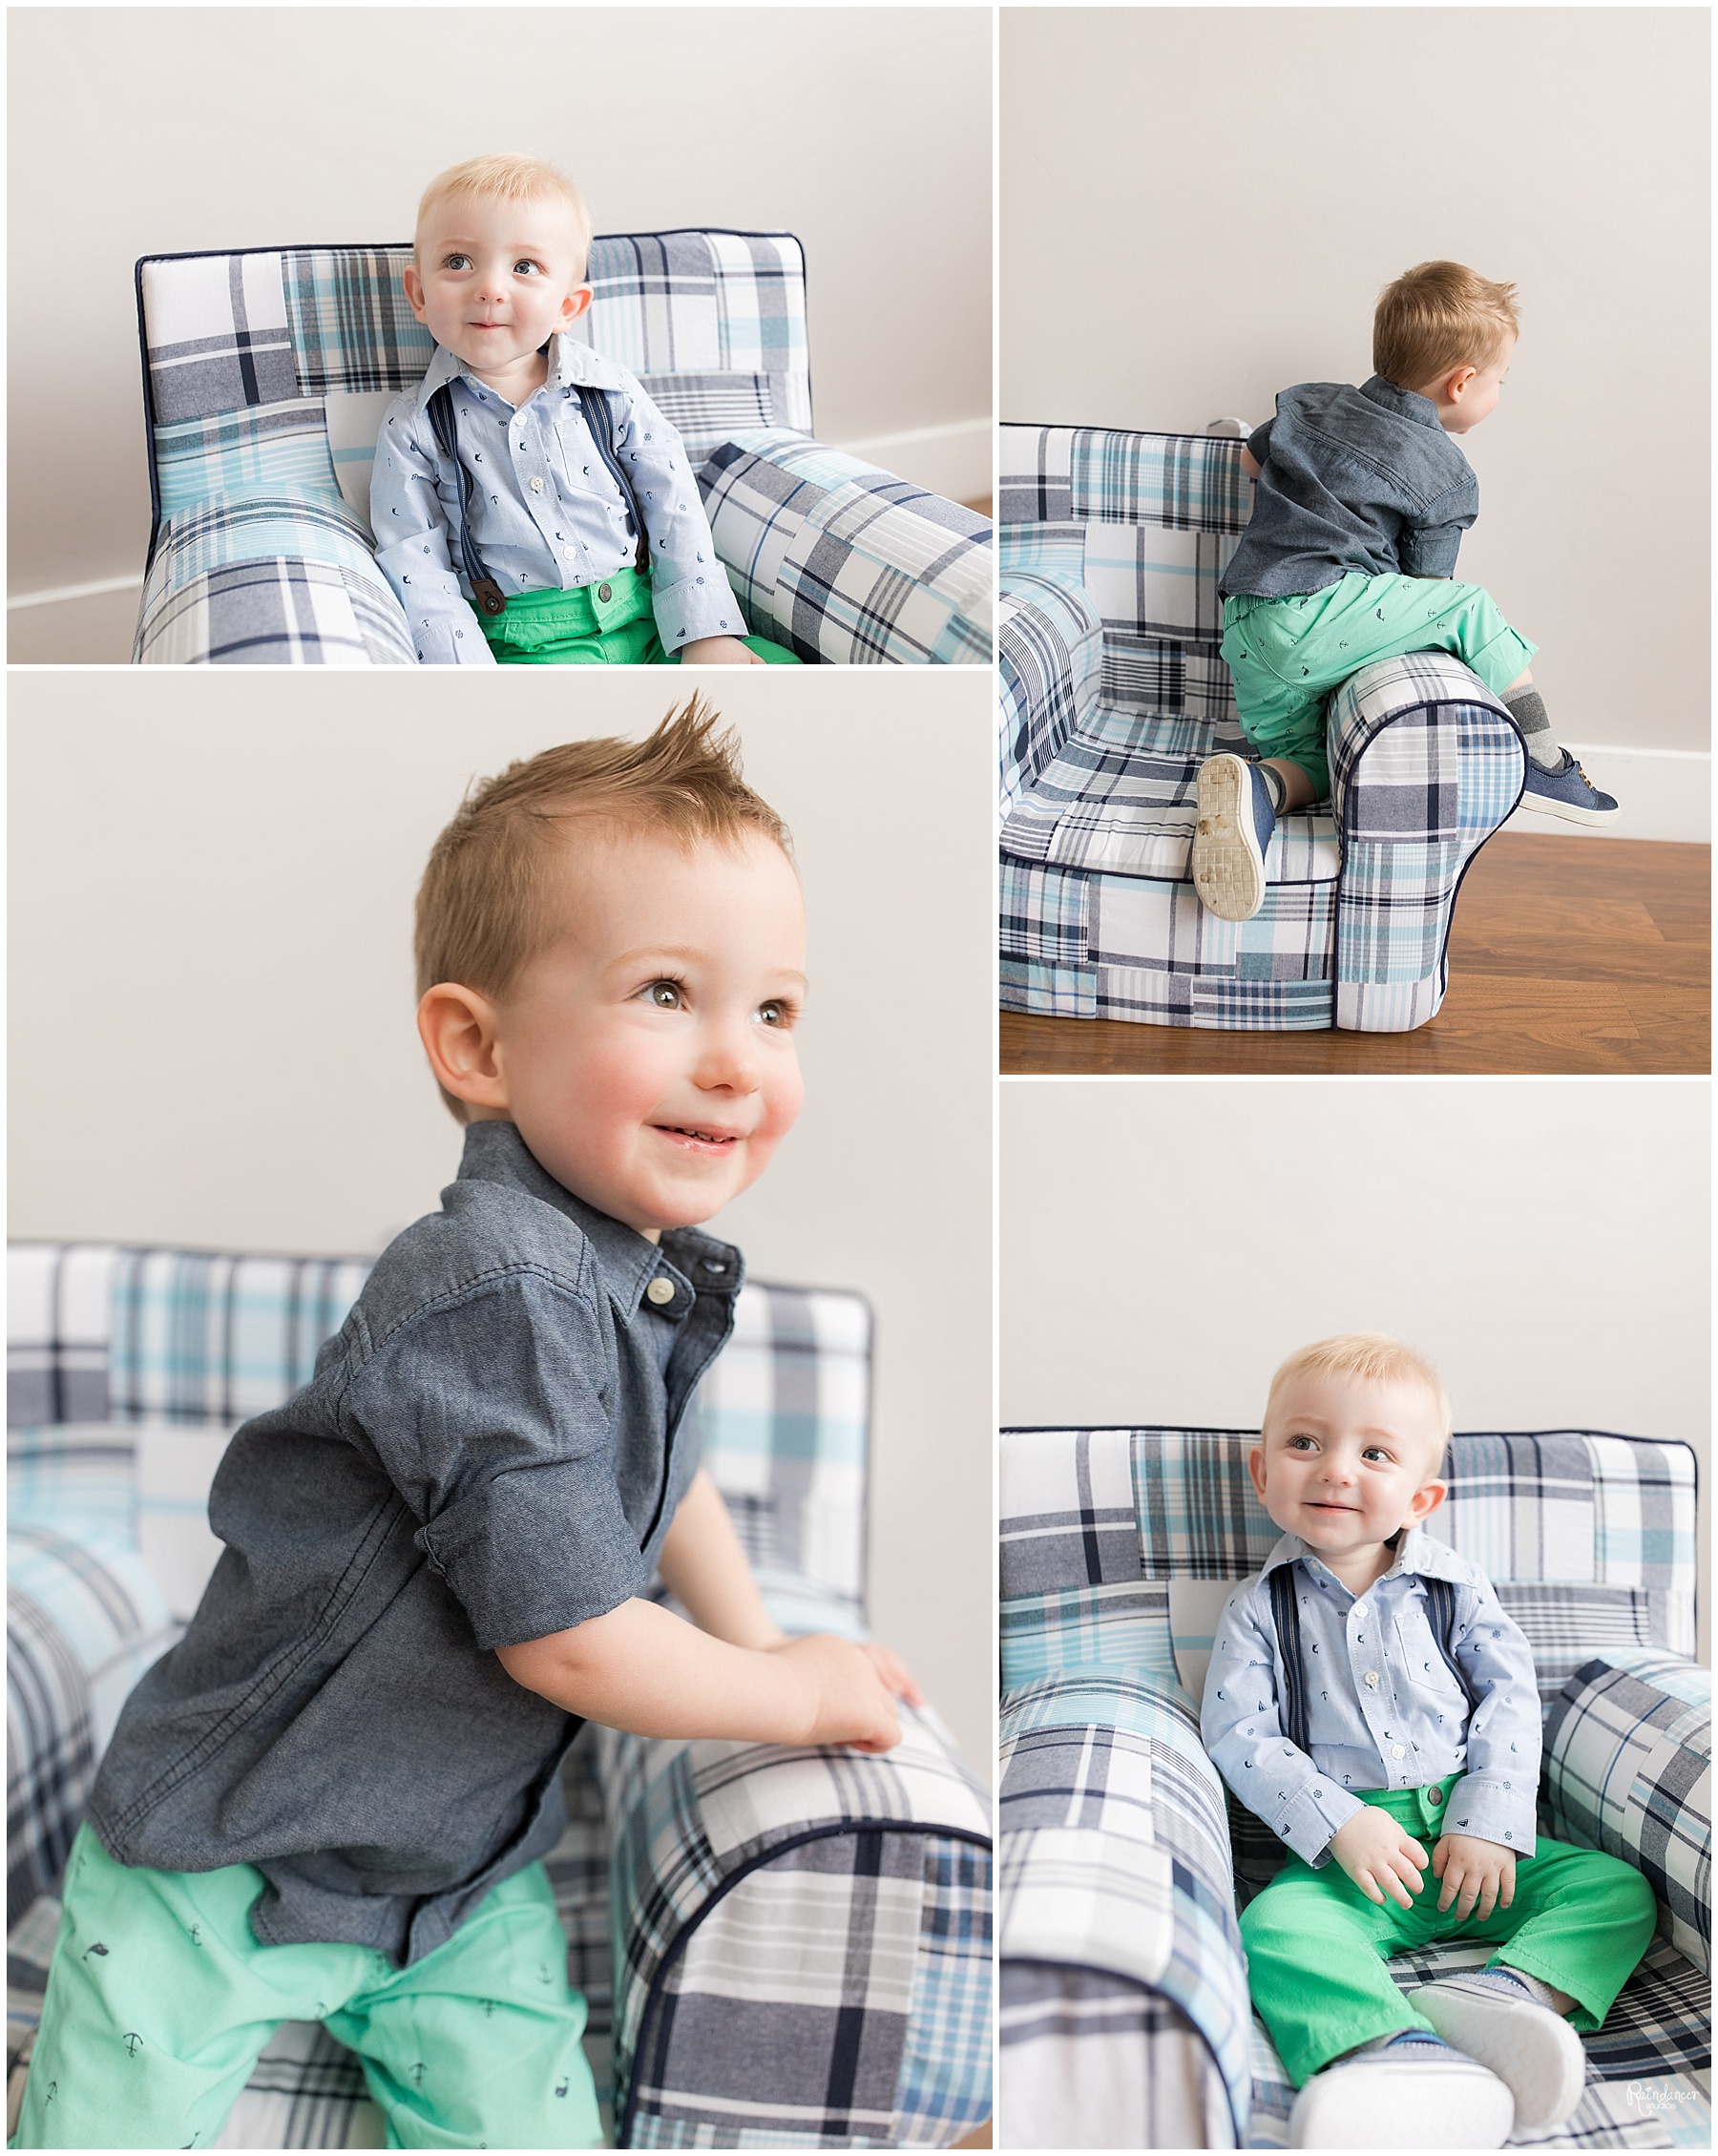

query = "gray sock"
[[1503, 688, 1565, 772], [1256, 763, 1288, 813]]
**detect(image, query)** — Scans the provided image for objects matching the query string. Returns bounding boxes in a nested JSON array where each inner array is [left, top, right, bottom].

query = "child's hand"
[[861, 1640, 926, 1709], [1329, 1805, 1430, 1910], [1433, 1832, 1516, 1920], [679, 635, 765, 667], [769, 1633, 905, 1752]]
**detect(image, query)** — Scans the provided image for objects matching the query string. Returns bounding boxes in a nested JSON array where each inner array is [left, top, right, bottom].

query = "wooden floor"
[[1000, 832, 1711, 1076]]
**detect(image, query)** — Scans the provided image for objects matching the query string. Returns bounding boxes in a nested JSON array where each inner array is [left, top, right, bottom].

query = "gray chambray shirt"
[[88, 1120, 743, 1966], [1219, 375, 1481, 600]]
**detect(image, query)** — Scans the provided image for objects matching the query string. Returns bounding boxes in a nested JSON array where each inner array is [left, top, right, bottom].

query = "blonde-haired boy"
[[1191, 261, 1617, 924], [1202, 1333, 1655, 2149], [372, 154, 799, 669], [15, 702, 913, 2150]]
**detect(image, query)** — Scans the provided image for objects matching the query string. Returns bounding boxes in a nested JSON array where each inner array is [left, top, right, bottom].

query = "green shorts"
[[1238, 1781, 1657, 2087], [10, 1824, 601, 2149], [1221, 573, 1537, 797], [475, 565, 800, 665]]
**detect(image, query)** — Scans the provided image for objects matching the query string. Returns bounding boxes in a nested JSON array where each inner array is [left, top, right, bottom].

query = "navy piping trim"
[[617, 1815, 992, 2146]]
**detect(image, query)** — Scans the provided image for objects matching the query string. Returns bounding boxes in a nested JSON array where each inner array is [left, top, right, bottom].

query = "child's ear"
[[418, 982, 511, 1115], [1247, 1442, 1269, 1504], [1407, 1477, 1448, 1522], [557, 284, 594, 332], [403, 265, 429, 326]]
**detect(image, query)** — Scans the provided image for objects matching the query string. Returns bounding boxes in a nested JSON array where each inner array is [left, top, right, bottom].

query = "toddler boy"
[[1192, 261, 1618, 923], [1203, 1334, 1656, 2149], [12, 701, 915, 2149], [373, 154, 800, 668]]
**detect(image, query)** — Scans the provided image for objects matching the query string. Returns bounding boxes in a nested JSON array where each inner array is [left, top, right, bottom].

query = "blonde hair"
[[1265, 1332, 1453, 1470], [415, 699, 792, 1121], [1373, 261, 1519, 391], [414, 153, 594, 283]]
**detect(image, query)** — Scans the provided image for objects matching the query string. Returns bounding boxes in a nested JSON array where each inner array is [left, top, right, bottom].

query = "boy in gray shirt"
[[1192, 261, 1618, 924]]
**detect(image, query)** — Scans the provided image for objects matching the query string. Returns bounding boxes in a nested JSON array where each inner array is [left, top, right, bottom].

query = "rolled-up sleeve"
[[1400, 478, 1478, 577], [342, 1272, 646, 1649], [1444, 1577, 1540, 1856], [1203, 1580, 1364, 1865], [370, 397, 496, 667], [607, 375, 745, 653]]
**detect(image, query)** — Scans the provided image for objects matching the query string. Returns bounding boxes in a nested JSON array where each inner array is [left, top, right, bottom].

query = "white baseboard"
[[8, 574, 143, 663], [1500, 744, 1709, 844], [830, 417, 991, 505]]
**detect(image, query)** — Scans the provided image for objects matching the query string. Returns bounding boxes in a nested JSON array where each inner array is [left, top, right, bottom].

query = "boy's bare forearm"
[[655, 1467, 785, 1648], [497, 1597, 808, 1741]]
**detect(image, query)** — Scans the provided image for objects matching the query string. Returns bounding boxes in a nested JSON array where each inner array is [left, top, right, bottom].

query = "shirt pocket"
[[1393, 1605, 1469, 1713]]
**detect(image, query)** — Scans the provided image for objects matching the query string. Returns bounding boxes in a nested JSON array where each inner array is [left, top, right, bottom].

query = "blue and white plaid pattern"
[[7, 1245, 987, 2146], [998, 1426, 1707, 2148], [997, 526, 1103, 817], [700, 432, 994, 665], [136, 236, 977, 667], [997, 422, 1525, 1033]]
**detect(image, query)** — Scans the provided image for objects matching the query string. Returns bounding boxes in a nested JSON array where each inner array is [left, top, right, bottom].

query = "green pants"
[[11, 1824, 600, 2150], [1240, 1782, 1658, 2087], [1221, 573, 1537, 797], [476, 565, 800, 665]]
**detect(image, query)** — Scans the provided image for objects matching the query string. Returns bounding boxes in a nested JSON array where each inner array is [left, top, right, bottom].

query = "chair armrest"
[[1325, 654, 1524, 1032], [595, 1580, 991, 2147], [135, 492, 417, 666], [999, 1667, 1251, 2146], [698, 429, 992, 666], [997, 555, 1104, 821], [1543, 1652, 1710, 1977]]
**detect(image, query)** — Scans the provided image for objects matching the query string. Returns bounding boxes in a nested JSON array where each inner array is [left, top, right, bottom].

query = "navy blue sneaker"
[[1192, 754, 1276, 920], [1519, 751, 1620, 828]]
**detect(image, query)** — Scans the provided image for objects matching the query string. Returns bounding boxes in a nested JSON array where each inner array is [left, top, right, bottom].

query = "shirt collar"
[[452, 1119, 744, 1323], [416, 333, 632, 408], [1360, 373, 1443, 431], [1260, 1522, 1466, 1588]]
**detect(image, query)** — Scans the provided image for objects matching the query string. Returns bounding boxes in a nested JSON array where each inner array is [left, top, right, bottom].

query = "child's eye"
[[756, 998, 795, 1029], [1362, 1446, 1393, 1464], [642, 980, 684, 1010], [513, 259, 541, 277], [443, 253, 472, 272], [1288, 1434, 1317, 1452]]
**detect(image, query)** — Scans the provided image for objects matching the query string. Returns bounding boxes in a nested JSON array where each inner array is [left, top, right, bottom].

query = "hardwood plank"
[[999, 834, 1710, 1076]]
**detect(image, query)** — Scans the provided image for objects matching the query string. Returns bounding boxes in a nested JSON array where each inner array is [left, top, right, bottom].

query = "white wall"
[[8, 667, 997, 1772], [1000, 1077, 1711, 1664], [6, 5, 992, 650], [1001, 8, 1710, 761]]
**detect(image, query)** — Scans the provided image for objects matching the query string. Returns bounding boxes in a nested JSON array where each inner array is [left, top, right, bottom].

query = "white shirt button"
[[1353, 1603, 1368, 1620], [1391, 1744, 1406, 1760], [561, 545, 578, 563], [1364, 1671, 1380, 1688], [645, 1276, 675, 1306], [529, 476, 545, 493]]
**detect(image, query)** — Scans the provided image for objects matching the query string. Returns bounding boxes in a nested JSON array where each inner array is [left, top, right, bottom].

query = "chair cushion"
[[997, 524, 1104, 817], [700, 430, 993, 664]]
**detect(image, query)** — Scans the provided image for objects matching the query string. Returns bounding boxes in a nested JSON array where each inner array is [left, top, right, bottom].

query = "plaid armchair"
[[134, 233, 993, 666], [997, 425, 1526, 1032], [7, 1245, 992, 2147], [998, 1427, 1708, 2149]]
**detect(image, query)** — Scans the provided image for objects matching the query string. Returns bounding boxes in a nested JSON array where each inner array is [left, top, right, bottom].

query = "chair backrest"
[[9, 1241, 869, 1612], [136, 232, 813, 557], [998, 422, 1251, 719], [999, 1425, 1698, 1725]]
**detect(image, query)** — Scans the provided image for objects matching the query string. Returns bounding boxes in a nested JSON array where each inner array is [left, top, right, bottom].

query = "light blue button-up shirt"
[[1202, 1525, 1540, 1868], [371, 336, 745, 665]]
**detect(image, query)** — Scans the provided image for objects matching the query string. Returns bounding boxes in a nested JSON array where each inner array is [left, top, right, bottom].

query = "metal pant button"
[[1428, 1787, 1443, 1804], [597, 582, 613, 603]]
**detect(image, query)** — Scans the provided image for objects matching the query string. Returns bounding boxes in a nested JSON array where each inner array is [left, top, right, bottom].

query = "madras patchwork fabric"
[[997, 421, 1524, 1031], [1544, 1655, 1710, 1976], [998, 1426, 1707, 2147], [701, 432, 994, 665], [1000, 1962, 1235, 2150], [997, 526, 1103, 818], [599, 1667, 991, 2146]]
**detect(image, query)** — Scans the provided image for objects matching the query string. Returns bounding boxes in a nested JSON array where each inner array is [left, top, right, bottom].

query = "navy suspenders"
[[423, 375, 649, 620], [1268, 1561, 1477, 1756]]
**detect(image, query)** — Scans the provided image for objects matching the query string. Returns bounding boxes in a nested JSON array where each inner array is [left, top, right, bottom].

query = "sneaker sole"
[[1516, 790, 1622, 829], [1288, 2057, 1515, 2149], [1192, 754, 1268, 921], [1412, 1983, 1586, 2129]]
